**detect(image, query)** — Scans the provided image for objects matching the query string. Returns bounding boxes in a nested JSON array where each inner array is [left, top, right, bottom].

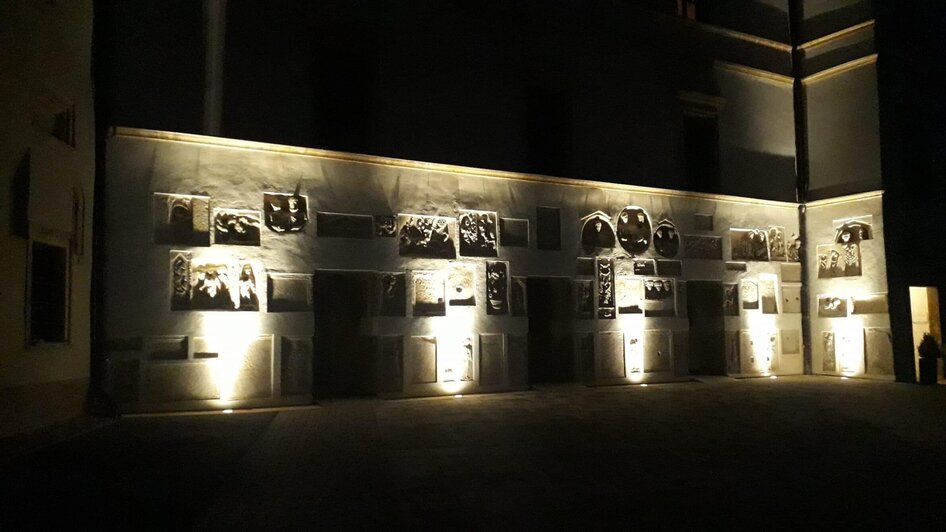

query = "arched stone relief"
[[580, 211, 616, 254], [615, 206, 651, 255], [652, 218, 679, 257]]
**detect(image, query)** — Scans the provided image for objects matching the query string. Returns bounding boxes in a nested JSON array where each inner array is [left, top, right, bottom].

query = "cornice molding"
[[802, 54, 878, 84], [715, 61, 795, 86], [799, 20, 875, 51]]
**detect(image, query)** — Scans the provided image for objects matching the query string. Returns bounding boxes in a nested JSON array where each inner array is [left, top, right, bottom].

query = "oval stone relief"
[[616, 206, 651, 255], [652, 218, 679, 257]]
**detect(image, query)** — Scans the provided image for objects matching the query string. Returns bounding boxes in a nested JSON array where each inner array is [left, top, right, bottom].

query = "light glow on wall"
[[622, 314, 647, 383], [433, 295, 476, 395], [198, 312, 262, 402]]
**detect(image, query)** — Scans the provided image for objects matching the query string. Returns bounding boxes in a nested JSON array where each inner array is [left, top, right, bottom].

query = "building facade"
[[0, 0, 95, 436]]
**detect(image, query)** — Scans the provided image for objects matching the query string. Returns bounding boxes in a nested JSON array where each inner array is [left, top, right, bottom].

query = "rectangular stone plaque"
[[398, 214, 457, 258], [213, 208, 261, 246], [500, 218, 529, 247], [574, 279, 594, 319], [576, 257, 595, 276], [485, 261, 509, 315], [479, 334, 505, 386], [782, 285, 801, 314], [378, 335, 404, 393], [413, 271, 446, 317], [781, 329, 801, 355], [759, 276, 778, 314], [316, 211, 374, 239], [447, 263, 476, 306], [408, 336, 437, 384], [852, 294, 888, 315], [598, 332, 625, 379], [536, 206, 561, 250], [281, 336, 313, 396], [378, 272, 407, 316], [147, 336, 188, 361], [741, 279, 759, 310], [781, 262, 802, 283], [684, 235, 722, 260], [725, 262, 747, 272], [230, 335, 274, 400], [656, 259, 683, 277], [694, 213, 714, 231], [633, 258, 655, 276], [723, 283, 739, 316], [864, 328, 894, 375], [617, 276, 643, 314], [644, 329, 672, 372], [511, 276, 528, 317], [145, 362, 219, 403], [267, 273, 313, 312], [577, 333, 595, 381], [822, 331, 836, 372], [730, 228, 769, 262], [725, 330, 740, 374], [458, 210, 498, 257], [191, 337, 219, 359]]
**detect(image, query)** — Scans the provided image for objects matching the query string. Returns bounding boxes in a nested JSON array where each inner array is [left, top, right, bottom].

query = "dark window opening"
[[682, 112, 721, 194], [30, 241, 68, 344]]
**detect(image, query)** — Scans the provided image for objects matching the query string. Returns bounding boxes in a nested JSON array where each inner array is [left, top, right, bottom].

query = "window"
[[29, 241, 69, 344]]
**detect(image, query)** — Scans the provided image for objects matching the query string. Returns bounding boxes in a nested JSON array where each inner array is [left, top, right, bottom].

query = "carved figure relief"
[[374, 215, 396, 237], [643, 278, 675, 317], [616, 206, 652, 255], [723, 283, 739, 316], [189, 260, 261, 311], [822, 332, 836, 372], [767, 226, 786, 261], [398, 214, 456, 259], [485, 261, 509, 315], [580, 212, 616, 253], [458, 210, 498, 257], [730, 228, 769, 261], [817, 243, 861, 278], [818, 295, 848, 318], [263, 193, 308, 233], [787, 233, 802, 262], [511, 276, 527, 317], [213, 208, 261, 246], [445, 336, 475, 383], [652, 219, 679, 257]]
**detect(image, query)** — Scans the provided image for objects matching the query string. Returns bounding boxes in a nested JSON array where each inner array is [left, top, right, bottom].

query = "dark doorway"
[[687, 281, 726, 374], [527, 277, 574, 383], [312, 270, 373, 398]]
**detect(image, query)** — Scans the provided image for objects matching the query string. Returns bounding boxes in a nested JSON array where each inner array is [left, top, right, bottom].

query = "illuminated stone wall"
[[102, 129, 888, 412]]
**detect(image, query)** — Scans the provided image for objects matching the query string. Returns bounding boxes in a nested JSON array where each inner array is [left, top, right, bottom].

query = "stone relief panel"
[[781, 285, 801, 314], [767, 226, 786, 261], [458, 210, 498, 257], [597, 258, 616, 319], [213, 208, 261, 246], [759, 275, 779, 314], [617, 277, 643, 314], [834, 217, 873, 244], [479, 334, 505, 387], [822, 331, 836, 372], [780, 329, 801, 356], [485, 261, 509, 315], [316, 211, 374, 239], [412, 270, 446, 317], [281, 336, 313, 396], [378, 335, 404, 393], [817, 243, 861, 278], [267, 273, 313, 312], [153, 193, 210, 246], [864, 328, 894, 375], [615, 206, 651, 255], [598, 331, 626, 379], [263, 192, 308, 233], [818, 295, 848, 318], [147, 336, 188, 361], [499, 218, 529, 247], [693, 213, 714, 231], [378, 272, 407, 316], [683, 235, 722, 260], [852, 293, 888, 315], [643, 278, 675, 317], [408, 336, 437, 384], [576, 257, 596, 276], [723, 283, 739, 316], [644, 329, 672, 372], [536, 206, 561, 250], [373, 215, 396, 237], [633, 258, 656, 276], [170, 250, 191, 311], [510, 276, 528, 317], [443, 336, 474, 383], [447, 263, 476, 306], [741, 279, 759, 310], [656, 259, 683, 277], [398, 214, 456, 259], [189, 259, 262, 311], [574, 279, 594, 319], [725, 330, 740, 374], [781, 262, 802, 282]]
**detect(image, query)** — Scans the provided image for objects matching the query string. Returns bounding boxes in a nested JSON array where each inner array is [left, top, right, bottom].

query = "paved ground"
[[2, 376, 946, 530]]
